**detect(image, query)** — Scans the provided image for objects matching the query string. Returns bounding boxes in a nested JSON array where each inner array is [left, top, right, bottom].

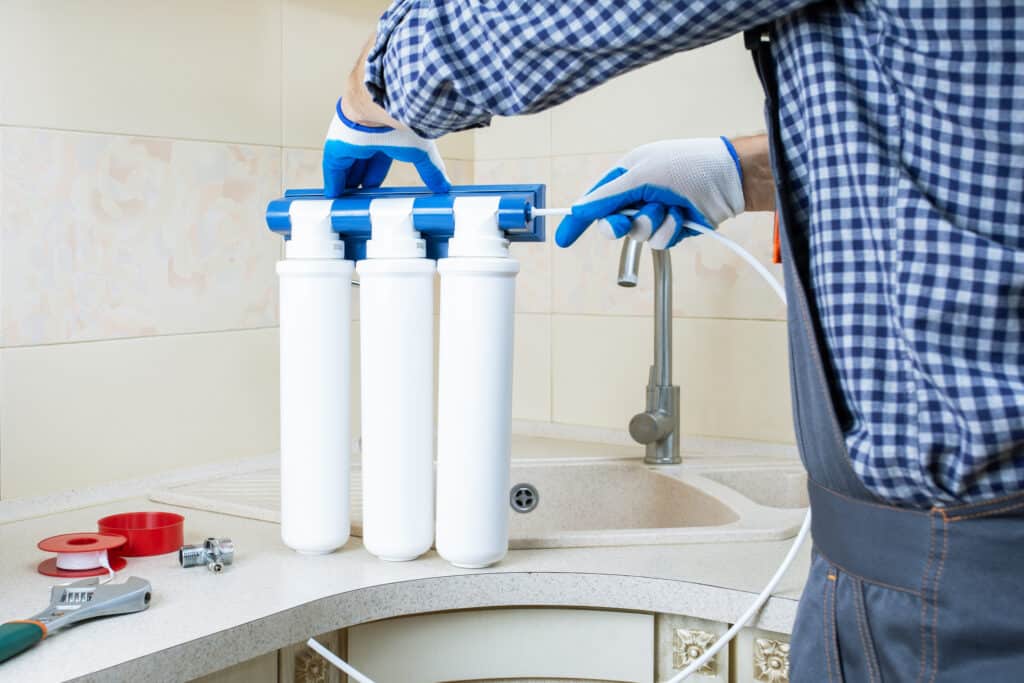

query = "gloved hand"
[[555, 137, 744, 249], [322, 99, 451, 197]]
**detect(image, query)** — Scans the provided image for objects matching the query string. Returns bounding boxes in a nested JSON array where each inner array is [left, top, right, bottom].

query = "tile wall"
[[0, 5, 792, 500], [478, 35, 797, 445], [0, 0, 472, 499]]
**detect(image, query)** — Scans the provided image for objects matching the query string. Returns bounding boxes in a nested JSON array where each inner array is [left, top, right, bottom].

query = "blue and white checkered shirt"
[[365, 0, 1024, 507]]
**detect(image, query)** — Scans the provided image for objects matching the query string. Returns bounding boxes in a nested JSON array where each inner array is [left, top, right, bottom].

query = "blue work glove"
[[556, 137, 745, 249], [322, 99, 451, 197]]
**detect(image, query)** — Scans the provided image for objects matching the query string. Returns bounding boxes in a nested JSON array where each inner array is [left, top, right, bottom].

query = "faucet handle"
[[629, 410, 674, 445]]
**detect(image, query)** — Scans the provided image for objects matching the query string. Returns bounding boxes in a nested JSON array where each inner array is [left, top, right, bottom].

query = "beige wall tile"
[[549, 155, 785, 321], [552, 315, 795, 443], [437, 131, 477, 163], [552, 314, 652, 431], [676, 317, 794, 444], [550, 34, 766, 156], [281, 0, 473, 159], [546, 152, 623, 210], [475, 157, 552, 313], [1, 128, 281, 346], [0, 1, 282, 145], [512, 314, 551, 422], [0, 328, 279, 500], [474, 113, 552, 160], [282, 0, 389, 150]]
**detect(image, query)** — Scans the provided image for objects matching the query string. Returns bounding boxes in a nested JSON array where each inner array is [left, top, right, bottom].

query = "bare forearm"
[[341, 35, 404, 129], [731, 134, 775, 212]]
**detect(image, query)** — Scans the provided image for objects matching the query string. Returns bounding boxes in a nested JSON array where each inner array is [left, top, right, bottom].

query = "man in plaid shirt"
[[323, 1, 1024, 679]]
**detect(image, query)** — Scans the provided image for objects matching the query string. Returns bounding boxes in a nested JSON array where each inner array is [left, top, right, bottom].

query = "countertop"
[[0, 437, 810, 683]]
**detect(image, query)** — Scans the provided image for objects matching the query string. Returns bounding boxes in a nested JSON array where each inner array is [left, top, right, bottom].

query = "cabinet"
[[348, 608, 654, 683], [193, 610, 791, 683]]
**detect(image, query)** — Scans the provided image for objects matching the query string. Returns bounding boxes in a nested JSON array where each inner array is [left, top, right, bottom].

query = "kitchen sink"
[[696, 466, 808, 509], [149, 436, 807, 548]]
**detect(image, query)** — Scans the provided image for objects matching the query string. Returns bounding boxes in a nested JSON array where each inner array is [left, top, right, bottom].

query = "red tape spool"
[[97, 511, 184, 557], [37, 532, 128, 578]]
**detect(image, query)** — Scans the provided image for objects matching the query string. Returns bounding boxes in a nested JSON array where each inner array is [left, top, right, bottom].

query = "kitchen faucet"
[[618, 236, 682, 465]]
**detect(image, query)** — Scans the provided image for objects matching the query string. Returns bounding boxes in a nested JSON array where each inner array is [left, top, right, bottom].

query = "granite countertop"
[[0, 437, 810, 682]]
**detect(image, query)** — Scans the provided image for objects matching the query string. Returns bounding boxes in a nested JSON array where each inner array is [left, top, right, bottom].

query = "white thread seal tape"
[[55, 550, 115, 582]]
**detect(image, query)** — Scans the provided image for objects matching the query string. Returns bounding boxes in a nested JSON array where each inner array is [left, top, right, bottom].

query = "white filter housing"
[[358, 198, 436, 561], [436, 198, 520, 568], [278, 200, 353, 554]]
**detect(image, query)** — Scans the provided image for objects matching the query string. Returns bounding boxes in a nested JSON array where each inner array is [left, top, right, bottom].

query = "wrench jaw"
[[32, 577, 152, 633]]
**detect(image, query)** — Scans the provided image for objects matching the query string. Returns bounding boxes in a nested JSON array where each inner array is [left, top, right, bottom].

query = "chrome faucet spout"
[[617, 236, 643, 287], [652, 249, 672, 388], [619, 238, 682, 465]]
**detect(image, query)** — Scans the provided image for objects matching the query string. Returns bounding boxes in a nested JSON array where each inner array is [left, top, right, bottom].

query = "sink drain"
[[509, 483, 539, 513]]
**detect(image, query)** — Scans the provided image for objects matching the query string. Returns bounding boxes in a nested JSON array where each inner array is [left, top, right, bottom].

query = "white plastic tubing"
[[666, 221, 807, 682], [537, 208, 810, 682], [278, 200, 353, 554]]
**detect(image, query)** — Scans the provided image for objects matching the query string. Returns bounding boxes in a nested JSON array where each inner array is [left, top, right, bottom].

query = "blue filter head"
[[266, 184, 546, 261]]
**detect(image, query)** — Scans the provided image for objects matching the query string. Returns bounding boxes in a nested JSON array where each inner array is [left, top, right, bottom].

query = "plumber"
[[322, 2, 1023, 680]]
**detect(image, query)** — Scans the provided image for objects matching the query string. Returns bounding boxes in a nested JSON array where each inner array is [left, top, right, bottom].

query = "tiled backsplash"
[[475, 34, 795, 446], [0, 4, 792, 500], [0, 0, 470, 499], [1, 129, 281, 346]]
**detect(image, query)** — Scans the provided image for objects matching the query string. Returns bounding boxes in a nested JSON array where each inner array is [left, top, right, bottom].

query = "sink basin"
[[503, 461, 739, 548], [149, 436, 807, 548], [696, 466, 808, 509]]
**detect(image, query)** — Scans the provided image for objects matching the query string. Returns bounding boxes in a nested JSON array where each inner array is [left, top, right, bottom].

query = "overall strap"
[[745, 25, 878, 503]]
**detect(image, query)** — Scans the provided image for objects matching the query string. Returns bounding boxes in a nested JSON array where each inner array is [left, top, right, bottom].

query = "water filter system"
[[268, 184, 544, 560]]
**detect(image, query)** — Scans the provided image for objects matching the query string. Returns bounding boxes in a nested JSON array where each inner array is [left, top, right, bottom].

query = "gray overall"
[[746, 26, 1024, 683]]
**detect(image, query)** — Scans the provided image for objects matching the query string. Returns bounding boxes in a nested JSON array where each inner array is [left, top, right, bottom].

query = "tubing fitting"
[[179, 538, 234, 573]]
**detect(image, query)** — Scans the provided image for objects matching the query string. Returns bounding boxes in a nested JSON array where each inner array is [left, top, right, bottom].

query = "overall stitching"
[[852, 577, 881, 683], [946, 499, 1024, 522], [942, 487, 1024, 513], [916, 513, 937, 683], [929, 515, 949, 683], [813, 481, 929, 517], [813, 545, 922, 597], [826, 568, 837, 683]]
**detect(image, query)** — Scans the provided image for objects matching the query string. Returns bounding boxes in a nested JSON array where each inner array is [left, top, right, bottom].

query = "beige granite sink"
[[696, 466, 809, 509], [149, 436, 808, 548]]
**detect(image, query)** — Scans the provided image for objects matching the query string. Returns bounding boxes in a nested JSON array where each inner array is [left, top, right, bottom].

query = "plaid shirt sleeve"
[[363, 0, 817, 138]]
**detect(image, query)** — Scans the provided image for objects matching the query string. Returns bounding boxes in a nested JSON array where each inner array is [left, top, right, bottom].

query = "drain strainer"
[[509, 483, 539, 513]]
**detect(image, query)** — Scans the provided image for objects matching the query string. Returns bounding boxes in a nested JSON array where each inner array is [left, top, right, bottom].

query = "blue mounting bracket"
[[266, 184, 546, 260]]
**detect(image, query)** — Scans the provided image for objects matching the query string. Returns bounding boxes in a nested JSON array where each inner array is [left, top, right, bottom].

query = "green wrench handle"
[[0, 621, 45, 663]]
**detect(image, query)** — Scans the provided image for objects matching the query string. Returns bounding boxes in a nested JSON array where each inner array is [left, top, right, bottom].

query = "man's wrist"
[[730, 134, 776, 213], [342, 34, 404, 129]]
